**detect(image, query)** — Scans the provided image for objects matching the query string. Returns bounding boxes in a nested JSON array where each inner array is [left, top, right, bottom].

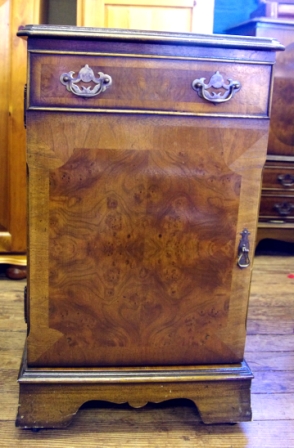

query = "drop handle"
[[60, 64, 112, 97], [192, 71, 241, 104], [237, 229, 250, 269], [274, 202, 294, 216], [277, 174, 294, 188]]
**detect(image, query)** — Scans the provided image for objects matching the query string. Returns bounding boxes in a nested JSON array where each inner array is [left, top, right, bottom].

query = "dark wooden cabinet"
[[16, 25, 282, 429], [228, 18, 294, 245]]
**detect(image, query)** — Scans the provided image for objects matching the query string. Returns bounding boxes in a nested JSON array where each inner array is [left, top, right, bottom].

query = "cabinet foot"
[[6, 265, 27, 280], [16, 359, 253, 429]]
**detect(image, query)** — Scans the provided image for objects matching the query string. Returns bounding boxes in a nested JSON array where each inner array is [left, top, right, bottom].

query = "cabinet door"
[[26, 111, 267, 367], [77, 0, 215, 34]]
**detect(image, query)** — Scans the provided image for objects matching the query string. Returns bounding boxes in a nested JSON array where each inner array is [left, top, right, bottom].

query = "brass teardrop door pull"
[[237, 229, 250, 269]]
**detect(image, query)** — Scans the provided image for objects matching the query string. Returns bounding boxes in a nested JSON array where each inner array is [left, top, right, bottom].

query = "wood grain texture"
[[19, 27, 278, 428], [259, 193, 294, 221], [76, 0, 215, 34], [0, 0, 10, 235], [0, 0, 40, 255], [1, 254, 294, 444], [29, 53, 271, 117], [24, 112, 269, 367], [16, 379, 252, 428], [227, 20, 294, 245], [47, 145, 239, 366], [262, 161, 294, 190]]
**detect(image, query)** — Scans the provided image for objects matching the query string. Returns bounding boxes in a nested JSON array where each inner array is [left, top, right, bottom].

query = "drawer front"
[[259, 194, 294, 221], [28, 52, 272, 116], [262, 163, 294, 190]]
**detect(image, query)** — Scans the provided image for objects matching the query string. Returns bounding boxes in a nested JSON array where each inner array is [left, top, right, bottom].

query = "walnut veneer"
[[16, 25, 282, 429]]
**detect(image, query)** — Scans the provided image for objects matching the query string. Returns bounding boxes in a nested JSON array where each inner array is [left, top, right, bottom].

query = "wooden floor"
[[1, 254, 294, 447]]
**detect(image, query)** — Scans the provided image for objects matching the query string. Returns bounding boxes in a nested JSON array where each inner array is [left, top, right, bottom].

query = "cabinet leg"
[[6, 264, 27, 280], [16, 384, 81, 429], [192, 381, 252, 424]]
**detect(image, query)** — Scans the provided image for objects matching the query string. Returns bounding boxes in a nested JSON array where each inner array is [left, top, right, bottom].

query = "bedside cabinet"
[[228, 18, 294, 245], [16, 25, 282, 429]]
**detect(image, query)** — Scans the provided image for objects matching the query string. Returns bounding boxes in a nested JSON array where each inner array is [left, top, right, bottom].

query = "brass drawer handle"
[[274, 202, 294, 216], [60, 64, 112, 97], [277, 174, 294, 188], [237, 229, 250, 269], [192, 71, 241, 104]]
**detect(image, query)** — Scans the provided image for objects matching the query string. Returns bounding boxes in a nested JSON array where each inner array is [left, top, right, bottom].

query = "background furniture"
[[228, 17, 294, 246], [0, 0, 41, 277], [16, 24, 281, 429]]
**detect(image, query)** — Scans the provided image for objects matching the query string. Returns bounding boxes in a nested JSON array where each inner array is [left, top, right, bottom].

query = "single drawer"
[[262, 162, 294, 190], [259, 193, 294, 221], [28, 52, 272, 116]]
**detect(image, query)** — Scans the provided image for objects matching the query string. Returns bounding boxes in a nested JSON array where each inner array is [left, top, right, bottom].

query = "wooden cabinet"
[[16, 25, 282, 429], [0, 0, 40, 274], [228, 18, 294, 245]]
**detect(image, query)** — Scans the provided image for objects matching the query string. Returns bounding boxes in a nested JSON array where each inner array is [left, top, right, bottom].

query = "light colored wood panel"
[[105, 5, 192, 32], [104, 0, 193, 5], [77, 0, 214, 34], [0, 0, 41, 255], [77, 0, 104, 27], [0, 254, 26, 266], [0, 0, 10, 233], [8, 0, 30, 252]]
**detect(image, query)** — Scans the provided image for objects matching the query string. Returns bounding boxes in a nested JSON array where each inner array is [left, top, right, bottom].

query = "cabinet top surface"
[[18, 24, 284, 52]]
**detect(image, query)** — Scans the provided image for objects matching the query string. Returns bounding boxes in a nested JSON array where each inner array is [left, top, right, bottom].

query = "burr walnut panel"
[[26, 112, 268, 367], [28, 52, 272, 117]]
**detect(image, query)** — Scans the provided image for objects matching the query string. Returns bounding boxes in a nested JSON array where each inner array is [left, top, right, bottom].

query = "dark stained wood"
[[262, 161, 294, 190], [16, 25, 281, 428], [227, 19, 294, 245], [29, 53, 271, 117], [5, 265, 27, 280], [259, 193, 294, 221]]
